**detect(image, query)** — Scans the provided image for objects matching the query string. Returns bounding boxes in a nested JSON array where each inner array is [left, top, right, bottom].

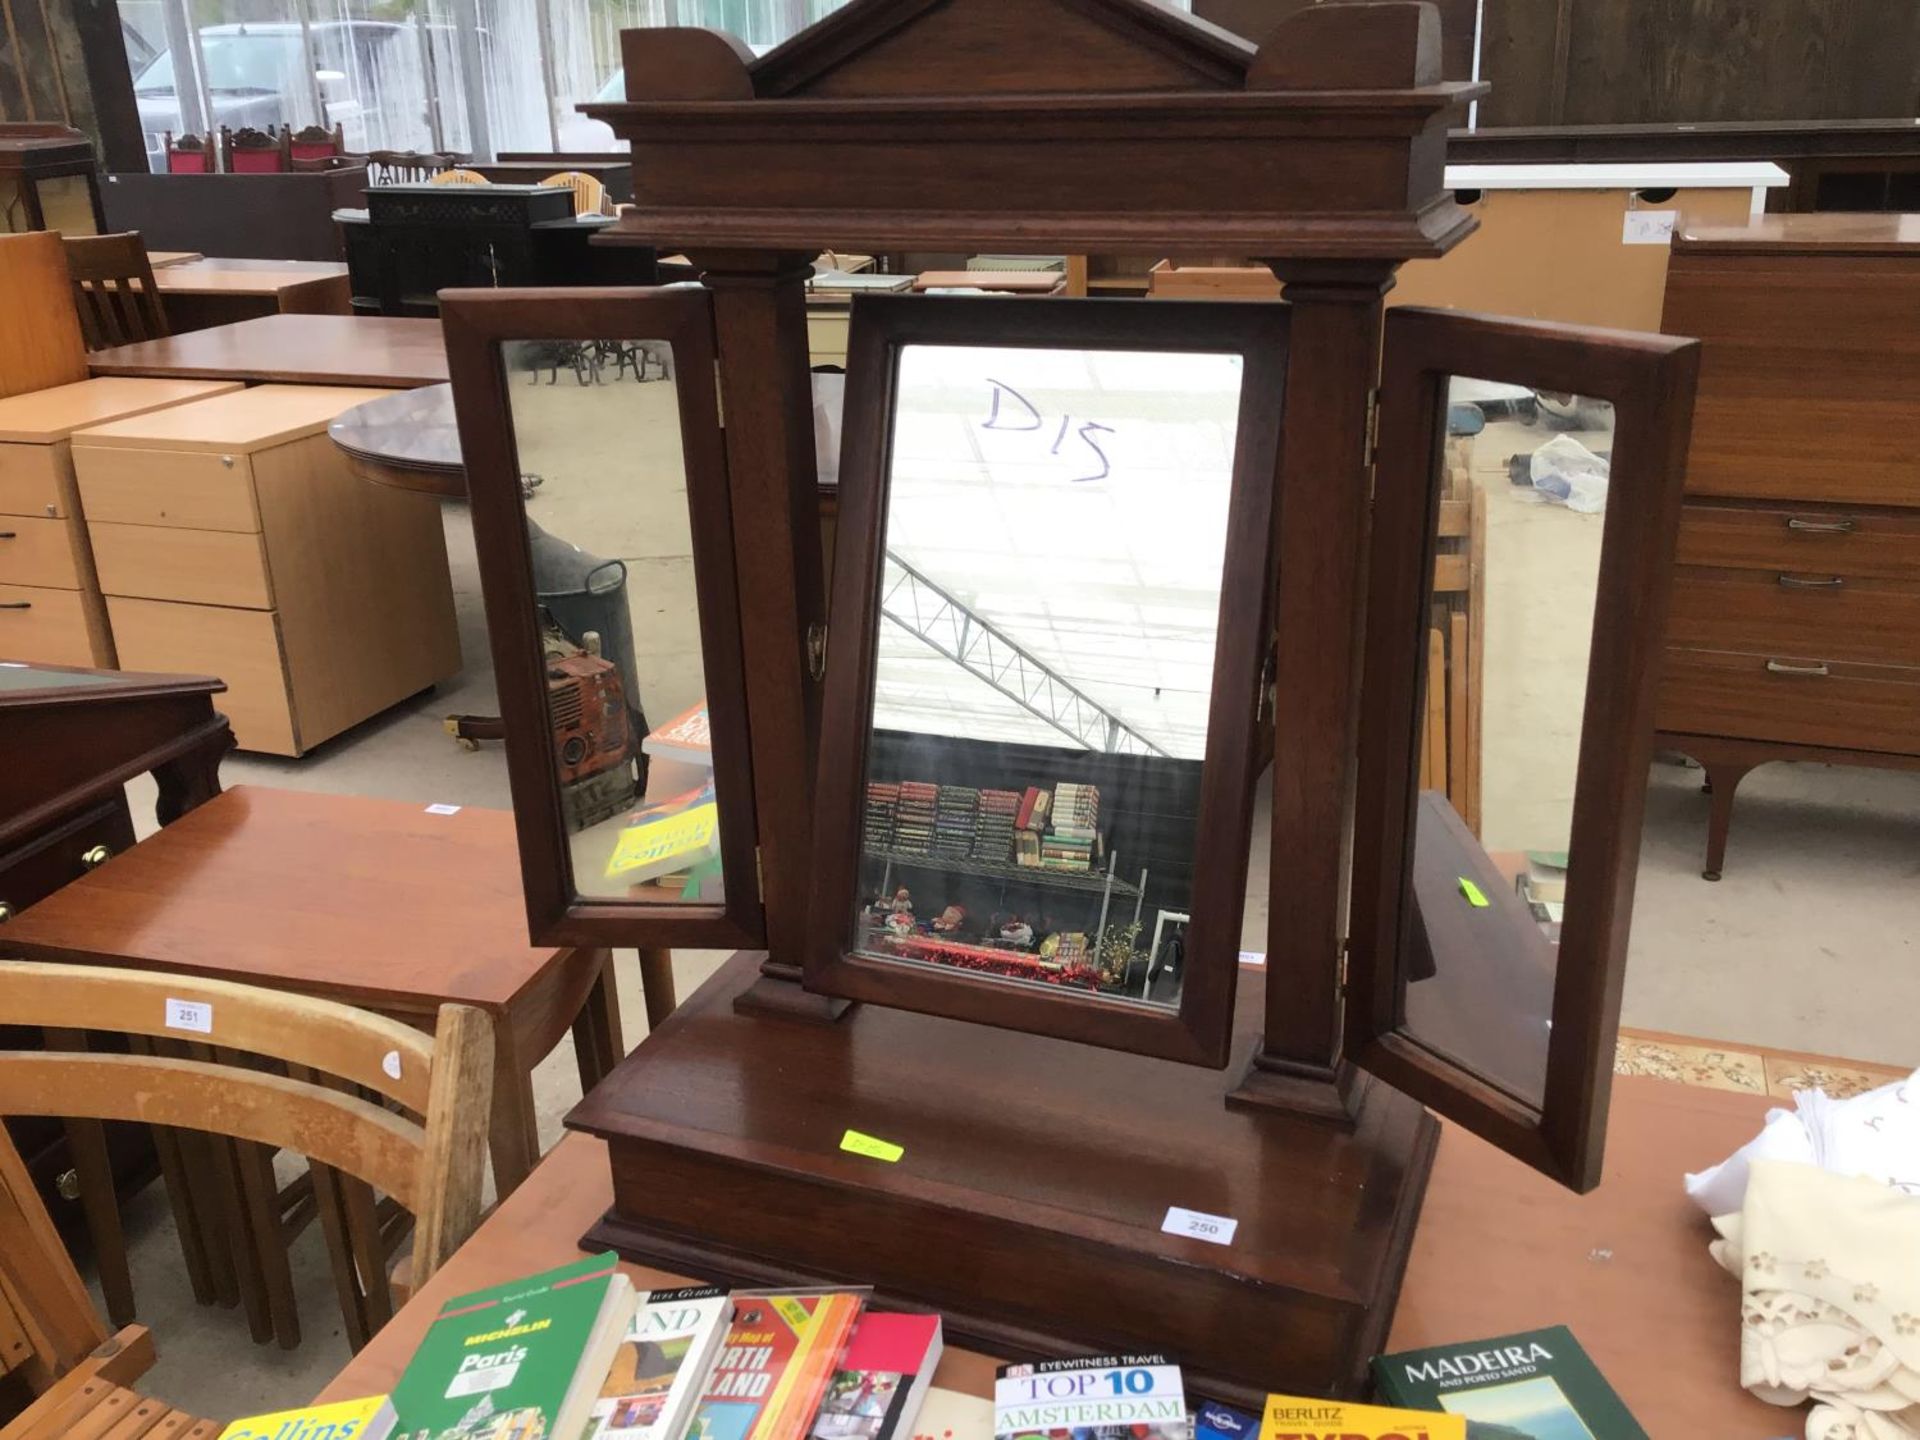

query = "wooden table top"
[[329, 383, 465, 498], [151, 258, 351, 297], [0, 786, 564, 1013], [87, 314, 448, 389], [317, 1075, 1787, 1433], [1677, 211, 1920, 254]]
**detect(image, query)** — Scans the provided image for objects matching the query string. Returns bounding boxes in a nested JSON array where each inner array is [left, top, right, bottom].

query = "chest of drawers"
[[0, 378, 239, 669], [1658, 215, 1920, 878], [70, 385, 462, 755]]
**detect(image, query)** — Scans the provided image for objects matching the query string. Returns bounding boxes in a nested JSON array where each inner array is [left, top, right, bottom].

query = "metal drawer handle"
[[0, 601, 29, 610], [0, 531, 14, 539], [1778, 574, 1845, 589], [1767, 659, 1831, 677], [1786, 516, 1856, 534]]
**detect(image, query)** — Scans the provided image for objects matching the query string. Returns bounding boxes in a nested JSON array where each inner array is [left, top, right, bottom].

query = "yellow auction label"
[[840, 1128, 905, 1163]]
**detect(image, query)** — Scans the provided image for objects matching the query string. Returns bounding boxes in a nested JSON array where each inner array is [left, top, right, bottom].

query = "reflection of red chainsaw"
[[545, 629, 639, 830]]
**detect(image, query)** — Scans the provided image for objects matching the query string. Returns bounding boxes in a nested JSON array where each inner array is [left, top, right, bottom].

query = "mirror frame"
[[806, 295, 1290, 1068], [1349, 306, 1700, 1190], [441, 285, 764, 951]]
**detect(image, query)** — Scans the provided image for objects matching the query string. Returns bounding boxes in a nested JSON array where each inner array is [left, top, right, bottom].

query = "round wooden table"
[[328, 382, 466, 497]]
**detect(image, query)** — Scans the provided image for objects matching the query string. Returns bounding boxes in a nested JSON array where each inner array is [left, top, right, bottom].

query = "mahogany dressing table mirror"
[[445, 0, 1700, 1402]]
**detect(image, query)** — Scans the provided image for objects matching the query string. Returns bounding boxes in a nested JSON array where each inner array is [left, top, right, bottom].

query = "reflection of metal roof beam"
[[881, 554, 1166, 757]]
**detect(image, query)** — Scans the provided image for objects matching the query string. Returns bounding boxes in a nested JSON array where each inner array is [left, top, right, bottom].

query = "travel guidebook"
[[588, 1285, 733, 1440], [1370, 1327, 1648, 1439], [992, 1356, 1186, 1440], [1261, 1395, 1463, 1440], [217, 1396, 396, 1440], [685, 1290, 868, 1440], [809, 1312, 944, 1440], [388, 1252, 638, 1440]]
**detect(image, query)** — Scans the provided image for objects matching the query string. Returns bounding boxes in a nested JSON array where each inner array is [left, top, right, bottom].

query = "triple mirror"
[[441, 287, 763, 950]]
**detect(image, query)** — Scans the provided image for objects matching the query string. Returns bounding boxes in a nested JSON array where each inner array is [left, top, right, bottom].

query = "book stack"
[[933, 784, 980, 860], [1038, 834, 1093, 873], [1013, 788, 1051, 868], [995, 1356, 1185, 1440], [893, 782, 938, 856], [973, 789, 1021, 864], [863, 782, 899, 850], [1052, 782, 1099, 840]]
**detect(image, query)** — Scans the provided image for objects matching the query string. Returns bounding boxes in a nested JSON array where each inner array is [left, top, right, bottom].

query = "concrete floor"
[[94, 408, 1918, 1420]]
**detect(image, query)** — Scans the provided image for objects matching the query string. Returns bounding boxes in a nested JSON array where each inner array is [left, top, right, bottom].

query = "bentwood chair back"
[[0, 962, 494, 1432], [539, 169, 608, 216], [62, 232, 170, 350], [428, 167, 492, 186]]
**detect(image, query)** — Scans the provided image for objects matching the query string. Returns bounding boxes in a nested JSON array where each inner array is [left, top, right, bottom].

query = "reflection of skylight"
[[871, 344, 1243, 761]]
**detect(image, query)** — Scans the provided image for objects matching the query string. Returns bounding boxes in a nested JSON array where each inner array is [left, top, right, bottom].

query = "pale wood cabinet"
[[0, 378, 240, 669], [71, 384, 462, 755]]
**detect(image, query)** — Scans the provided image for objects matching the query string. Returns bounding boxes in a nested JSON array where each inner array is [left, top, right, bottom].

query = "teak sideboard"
[[1658, 213, 1920, 878]]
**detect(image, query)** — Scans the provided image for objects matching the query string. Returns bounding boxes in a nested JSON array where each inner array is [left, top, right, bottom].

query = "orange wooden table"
[[318, 1076, 1792, 1434]]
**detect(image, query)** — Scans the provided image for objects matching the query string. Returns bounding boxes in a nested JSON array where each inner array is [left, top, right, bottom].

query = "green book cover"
[[391, 1251, 636, 1440], [1369, 1327, 1648, 1440]]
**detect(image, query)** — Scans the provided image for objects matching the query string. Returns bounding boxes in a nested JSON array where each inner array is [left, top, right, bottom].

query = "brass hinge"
[[714, 359, 726, 428], [806, 622, 828, 681], [1362, 386, 1381, 468]]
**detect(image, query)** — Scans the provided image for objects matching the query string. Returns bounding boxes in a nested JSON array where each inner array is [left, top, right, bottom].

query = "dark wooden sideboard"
[[1657, 213, 1920, 878]]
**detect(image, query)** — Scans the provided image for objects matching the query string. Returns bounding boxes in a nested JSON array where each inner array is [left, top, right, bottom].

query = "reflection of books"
[[606, 782, 719, 885], [1371, 1327, 1645, 1440], [643, 701, 712, 766], [811, 1313, 943, 1440], [590, 1284, 731, 1440]]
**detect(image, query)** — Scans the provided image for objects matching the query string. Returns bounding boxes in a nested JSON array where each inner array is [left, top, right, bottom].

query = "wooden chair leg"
[[44, 1029, 135, 1328], [124, 1036, 215, 1309], [232, 1140, 300, 1350], [340, 1177, 393, 1335], [570, 950, 626, 1092], [1700, 757, 1756, 882], [485, 1026, 539, 1199], [306, 1159, 372, 1352], [637, 948, 676, 1030]]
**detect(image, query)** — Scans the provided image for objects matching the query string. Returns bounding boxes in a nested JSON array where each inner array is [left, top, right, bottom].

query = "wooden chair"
[[162, 131, 211, 174], [428, 167, 492, 186], [0, 961, 493, 1420], [539, 169, 608, 216], [286, 122, 345, 166], [0, 232, 88, 397], [220, 125, 287, 174], [62, 232, 170, 350], [365, 149, 457, 185]]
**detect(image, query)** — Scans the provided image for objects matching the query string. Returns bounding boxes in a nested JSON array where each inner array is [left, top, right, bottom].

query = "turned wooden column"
[[1230, 260, 1397, 1118], [694, 248, 850, 1020]]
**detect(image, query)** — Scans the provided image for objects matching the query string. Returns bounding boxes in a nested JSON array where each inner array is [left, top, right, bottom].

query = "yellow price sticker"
[[1457, 877, 1490, 908], [840, 1128, 904, 1163]]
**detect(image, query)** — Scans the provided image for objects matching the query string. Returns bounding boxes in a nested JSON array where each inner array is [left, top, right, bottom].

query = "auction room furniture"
[[161, 134, 211, 174], [150, 258, 353, 333], [100, 168, 369, 262], [219, 126, 287, 175], [0, 124, 105, 236], [478, 154, 635, 203], [86, 314, 449, 389], [0, 232, 89, 402], [438, 0, 1699, 1404], [0, 377, 240, 669], [0, 785, 633, 1345], [1657, 213, 1920, 880], [0, 964, 493, 1423], [62, 232, 168, 351], [70, 384, 461, 755], [317, 1069, 1803, 1435], [0, 660, 230, 1329]]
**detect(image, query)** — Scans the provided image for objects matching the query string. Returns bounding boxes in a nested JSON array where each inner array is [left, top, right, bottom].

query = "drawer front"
[[73, 445, 259, 532], [1660, 648, 1920, 755], [0, 515, 82, 590], [1668, 565, 1920, 669], [107, 596, 296, 754], [1677, 501, 1920, 581], [90, 522, 272, 609], [0, 795, 136, 918], [0, 584, 98, 667], [0, 442, 64, 518]]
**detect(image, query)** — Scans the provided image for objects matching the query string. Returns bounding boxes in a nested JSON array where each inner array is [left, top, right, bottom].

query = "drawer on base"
[[1677, 501, 1920, 581], [1660, 647, 1920, 755], [1668, 565, 1920, 668], [0, 584, 103, 668], [72, 446, 259, 532], [0, 515, 84, 590], [90, 523, 272, 609], [106, 596, 296, 755], [0, 443, 64, 519]]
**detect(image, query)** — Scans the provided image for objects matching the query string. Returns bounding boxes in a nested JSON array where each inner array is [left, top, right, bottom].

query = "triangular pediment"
[[751, 0, 1256, 99]]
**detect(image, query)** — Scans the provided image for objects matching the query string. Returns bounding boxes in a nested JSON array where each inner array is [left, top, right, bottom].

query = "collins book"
[[993, 1356, 1186, 1440], [1370, 1326, 1648, 1440], [685, 1289, 868, 1440], [589, 1284, 733, 1440], [216, 1395, 395, 1440]]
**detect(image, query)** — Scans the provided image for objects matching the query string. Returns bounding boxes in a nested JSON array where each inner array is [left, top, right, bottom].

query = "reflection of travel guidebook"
[[389, 1252, 638, 1440], [810, 1313, 943, 1440], [605, 781, 720, 885], [685, 1290, 868, 1440], [1371, 1327, 1647, 1440], [993, 1356, 1185, 1440], [1261, 1395, 1463, 1440], [588, 1285, 731, 1440], [643, 702, 712, 767]]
